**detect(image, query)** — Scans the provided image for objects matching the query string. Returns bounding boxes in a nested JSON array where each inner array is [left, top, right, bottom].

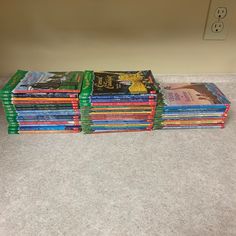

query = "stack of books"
[[0, 70, 83, 134], [153, 83, 230, 129], [0, 70, 231, 134], [80, 70, 158, 134]]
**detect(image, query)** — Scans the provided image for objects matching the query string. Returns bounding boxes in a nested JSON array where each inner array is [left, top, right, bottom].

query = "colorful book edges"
[[153, 83, 230, 129], [0, 70, 84, 134], [79, 70, 158, 134]]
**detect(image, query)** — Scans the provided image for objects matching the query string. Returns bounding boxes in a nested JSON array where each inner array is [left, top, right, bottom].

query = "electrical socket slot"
[[203, 0, 229, 40]]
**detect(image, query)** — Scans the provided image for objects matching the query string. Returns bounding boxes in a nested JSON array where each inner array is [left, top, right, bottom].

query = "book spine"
[[79, 70, 93, 99], [91, 102, 157, 106], [0, 70, 27, 96]]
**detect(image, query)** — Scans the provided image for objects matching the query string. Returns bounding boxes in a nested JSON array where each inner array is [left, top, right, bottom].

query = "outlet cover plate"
[[204, 0, 229, 40]]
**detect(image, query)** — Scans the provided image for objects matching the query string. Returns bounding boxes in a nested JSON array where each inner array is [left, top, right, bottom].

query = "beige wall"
[[0, 0, 236, 76]]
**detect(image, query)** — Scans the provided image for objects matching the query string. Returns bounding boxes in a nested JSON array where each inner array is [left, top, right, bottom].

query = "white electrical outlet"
[[215, 7, 227, 19], [211, 21, 224, 33], [203, 0, 229, 40]]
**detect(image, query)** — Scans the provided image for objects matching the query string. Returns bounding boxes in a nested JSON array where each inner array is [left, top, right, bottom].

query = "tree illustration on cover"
[[163, 83, 220, 105], [30, 72, 77, 90]]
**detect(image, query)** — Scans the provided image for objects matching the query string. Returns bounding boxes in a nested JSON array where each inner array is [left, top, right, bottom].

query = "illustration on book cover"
[[14, 71, 82, 92], [160, 83, 227, 105], [93, 70, 156, 95]]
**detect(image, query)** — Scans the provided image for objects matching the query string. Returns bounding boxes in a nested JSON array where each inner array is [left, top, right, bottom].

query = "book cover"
[[93, 70, 157, 96], [13, 70, 84, 93], [159, 83, 230, 106]]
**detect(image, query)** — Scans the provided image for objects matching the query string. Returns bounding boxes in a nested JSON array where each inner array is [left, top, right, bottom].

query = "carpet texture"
[[0, 75, 236, 236]]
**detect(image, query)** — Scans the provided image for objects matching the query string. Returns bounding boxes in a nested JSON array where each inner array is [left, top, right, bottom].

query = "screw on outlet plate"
[[211, 21, 224, 33], [215, 7, 227, 19]]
